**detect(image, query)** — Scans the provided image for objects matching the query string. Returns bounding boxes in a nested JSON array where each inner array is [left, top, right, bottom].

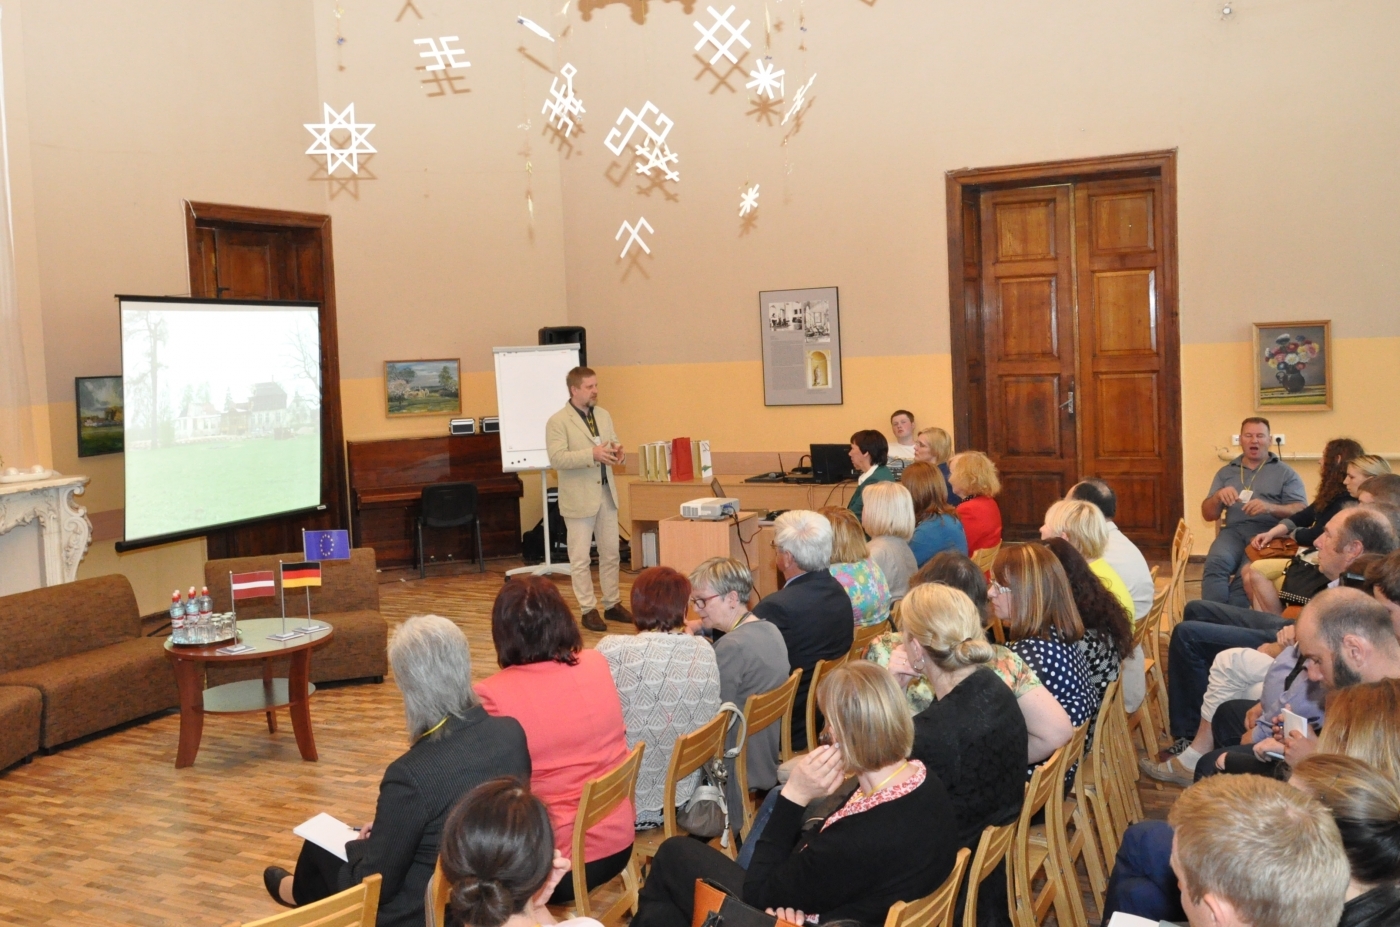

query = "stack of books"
[[639, 438, 713, 482]]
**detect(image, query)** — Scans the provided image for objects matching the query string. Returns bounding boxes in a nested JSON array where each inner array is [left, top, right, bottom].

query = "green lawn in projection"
[[125, 435, 320, 540]]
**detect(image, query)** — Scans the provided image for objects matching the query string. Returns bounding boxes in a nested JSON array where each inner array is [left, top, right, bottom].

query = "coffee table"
[[163, 618, 334, 768]]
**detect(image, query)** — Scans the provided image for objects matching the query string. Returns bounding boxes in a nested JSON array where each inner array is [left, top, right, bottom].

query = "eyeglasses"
[[988, 580, 1011, 599], [690, 593, 724, 610]]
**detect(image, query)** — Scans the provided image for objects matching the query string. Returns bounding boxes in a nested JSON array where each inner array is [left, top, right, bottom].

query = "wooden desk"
[[659, 512, 761, 579], [628, 477, 853, 569], [348, 434, 524, 567]]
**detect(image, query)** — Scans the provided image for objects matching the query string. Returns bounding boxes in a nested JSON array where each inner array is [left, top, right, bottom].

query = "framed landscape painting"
[[1253, 321, 1332, 411], [385, 359, 462, 416], [75, 376, 124, 457]]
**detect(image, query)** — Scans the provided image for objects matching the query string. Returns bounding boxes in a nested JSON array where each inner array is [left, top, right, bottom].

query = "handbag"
[[1244, 537, 1298, 562], [1280, 555, 1330, 603], [676, 703, 746, 844], [692, 879, 802, 927]]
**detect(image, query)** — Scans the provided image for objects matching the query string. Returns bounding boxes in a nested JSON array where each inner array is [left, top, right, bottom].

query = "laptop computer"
[[810, 443, 856, 484]]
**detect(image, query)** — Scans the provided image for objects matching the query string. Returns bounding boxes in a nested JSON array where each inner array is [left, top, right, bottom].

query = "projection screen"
[[118, 296, 323, 547]]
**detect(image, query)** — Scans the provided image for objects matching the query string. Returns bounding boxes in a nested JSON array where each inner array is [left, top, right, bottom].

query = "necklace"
[[856, 760, 909, 800], [416, 716, 449, 743], [729, 611, 754, 633], [1239, 457, 1267, 493]]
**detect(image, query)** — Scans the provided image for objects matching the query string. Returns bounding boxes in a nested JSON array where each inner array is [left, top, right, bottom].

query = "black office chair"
[[417, 482, 485, 577]]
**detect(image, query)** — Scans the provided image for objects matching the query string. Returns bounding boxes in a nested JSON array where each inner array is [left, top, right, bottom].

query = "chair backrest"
[[420, 482, 480, 527], [963, 821, 1017, 927], [850, 621, 888, 661], [1087, 678, 1131, 851], [882, 847, 972, 927], [971, 542, 1001, 573], [1130, 583, 1168, 650], [428, 860, 450, 927], [662, 711, 731, 836], [574, 743, 645, 918], [741, 668, 802, 791], [805, 655, 848, 753], [1045, 723, 1090, 927], [241, 874, 381, 927], [1011, 748, 1064, 927]]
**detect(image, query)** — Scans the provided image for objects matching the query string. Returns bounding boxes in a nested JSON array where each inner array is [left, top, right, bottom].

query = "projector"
[[680, 497, 740, 520]]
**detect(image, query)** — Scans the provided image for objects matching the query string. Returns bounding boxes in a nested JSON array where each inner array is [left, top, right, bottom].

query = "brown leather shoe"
[[604, 604, 633, 624], [581, 609, 606, 632]]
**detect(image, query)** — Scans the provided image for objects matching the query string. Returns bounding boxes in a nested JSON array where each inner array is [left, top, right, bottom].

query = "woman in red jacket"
[[949, 451, 1004, 556]]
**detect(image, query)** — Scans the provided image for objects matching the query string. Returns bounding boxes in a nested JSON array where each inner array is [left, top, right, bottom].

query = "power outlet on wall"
[[1232, 434, 1286, 446]]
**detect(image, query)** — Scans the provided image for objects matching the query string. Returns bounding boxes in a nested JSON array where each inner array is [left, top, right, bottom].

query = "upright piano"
[[347, 433, 524, 568]]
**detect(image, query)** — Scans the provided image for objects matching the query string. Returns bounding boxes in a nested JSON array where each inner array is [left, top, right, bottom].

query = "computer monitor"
[[810, 443, 856, 484]]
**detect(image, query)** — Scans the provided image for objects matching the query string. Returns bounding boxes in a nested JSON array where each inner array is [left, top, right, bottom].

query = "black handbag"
[[1279, 556, 1329, 604]]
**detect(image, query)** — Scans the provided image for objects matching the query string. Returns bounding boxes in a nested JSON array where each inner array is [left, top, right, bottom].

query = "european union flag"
[[304, 529, 351, 561]]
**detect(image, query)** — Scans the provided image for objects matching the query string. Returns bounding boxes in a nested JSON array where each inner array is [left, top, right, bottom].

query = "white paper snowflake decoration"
[[782, 73, 816, 125], [414, 36, 470, 71], [542, 63, 586, 136], [604, 101, 675, 157], [739, 184, 760, 216], [304, 103, 377, 175], [746, 60, 784, 100], [634, 137, 680, 182], [694, 5, 752, 65], [616, 217, 655, 258]]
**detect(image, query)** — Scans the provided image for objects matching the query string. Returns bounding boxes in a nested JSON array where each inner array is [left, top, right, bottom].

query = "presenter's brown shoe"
[[581, 609, 606, 632], [604, 604, 633, 624]]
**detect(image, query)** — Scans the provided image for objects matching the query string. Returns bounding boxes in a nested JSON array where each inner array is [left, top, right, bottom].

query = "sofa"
[[0, 574, 179, 761], [203, 548, 388, 687]]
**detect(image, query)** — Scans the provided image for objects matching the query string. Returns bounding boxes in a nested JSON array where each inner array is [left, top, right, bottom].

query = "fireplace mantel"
[[0, 473, 92, 593]]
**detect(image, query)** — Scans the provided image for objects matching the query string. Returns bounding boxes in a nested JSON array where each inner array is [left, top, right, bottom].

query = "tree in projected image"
[[122, 310, 168, 449]]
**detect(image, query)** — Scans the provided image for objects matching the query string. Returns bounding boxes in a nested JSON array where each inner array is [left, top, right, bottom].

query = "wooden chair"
[[962, 821, 1016, 927], [882, 847, 971, 927], [804, 655, 848, 754], [1010, 747, 1076, 927], [970, 542, 1001, 574], [633, 710, 732, 864], [1080, 680, 1129, 864], [737, 669, 802, 836], [1030, 722, 1100, 921], [1127, 584, 1170, 756], [850, 621, 888, 661], [571, 743, 646, 925], [240, 874, 381, 927], [428, 860, 449, 927]]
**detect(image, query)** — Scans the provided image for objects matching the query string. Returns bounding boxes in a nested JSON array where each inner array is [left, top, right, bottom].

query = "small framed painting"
[[75, 376, 125, 457], [385, 359, 462, 416], [1253, 321, 1332, 411]]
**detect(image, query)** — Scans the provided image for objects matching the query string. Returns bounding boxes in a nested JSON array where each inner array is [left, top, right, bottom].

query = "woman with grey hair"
[[262, 615, 531, 927], [689, 557, 789, 836]]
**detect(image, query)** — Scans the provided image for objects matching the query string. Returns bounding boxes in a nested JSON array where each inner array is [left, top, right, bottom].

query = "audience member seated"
[[1199, 416, 1308, 605], [949, 451, 1002, 556], [687, 557, 790, 835], [846, 429, 896, 521], [913, 426, 962, 506], [262, 615, 531, 926], [1291, 755, 1400, 927], [597, 566, 721, 829], [631, 662, 958, 927], [886, 409, 917, 462], [872, 552, 1073, 765], [1040, 499, 1135, 618], [1358, 472, 1400, 506], [475, 578, 634, 905], [990, 544, 1100, 767], [752, 510, 856, 753], [1065, 479, 1155, 621], [1042, 537, 1133, 703], [861, 482, 919, 601], [894, 583, 1025, 927], [820, 506, 892, 627], [901, 461, 968, 565], [435, 778, 590, 927]]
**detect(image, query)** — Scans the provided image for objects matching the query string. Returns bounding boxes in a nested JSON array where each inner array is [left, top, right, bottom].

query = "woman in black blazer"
[[263, 615, 531, 927]]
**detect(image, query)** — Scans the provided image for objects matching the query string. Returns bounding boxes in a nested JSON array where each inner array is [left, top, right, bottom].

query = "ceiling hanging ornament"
[[782, 73, 815, 125], [739, 184, 760, 217], [616, 217, 655, 258], [693, 5, 752, 65], [414, 36, 470, 71], [605, 102, 680, 182], [517, 15, 556, 42], [542, 63, 586, 137], [746, 60, 784, 100], [304, 103, 377, 175]]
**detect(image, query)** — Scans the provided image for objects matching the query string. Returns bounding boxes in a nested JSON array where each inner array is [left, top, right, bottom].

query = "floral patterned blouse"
[[829, 559, 893, 627], [863, 632, 1041, 714]]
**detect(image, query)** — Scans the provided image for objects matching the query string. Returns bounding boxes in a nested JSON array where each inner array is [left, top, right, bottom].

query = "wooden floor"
[[0, 559, 1194, 927]]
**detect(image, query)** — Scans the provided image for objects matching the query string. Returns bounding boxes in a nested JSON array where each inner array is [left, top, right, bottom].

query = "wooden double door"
[[950, 154, 1182, 557]]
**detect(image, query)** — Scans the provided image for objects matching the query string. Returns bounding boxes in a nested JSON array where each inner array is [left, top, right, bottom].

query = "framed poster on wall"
[[759, 286, 842, 406], [1253, 320, 1332, 411]]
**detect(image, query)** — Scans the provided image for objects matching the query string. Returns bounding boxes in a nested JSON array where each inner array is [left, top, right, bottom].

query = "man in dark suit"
[[753, 510, 854, 751]]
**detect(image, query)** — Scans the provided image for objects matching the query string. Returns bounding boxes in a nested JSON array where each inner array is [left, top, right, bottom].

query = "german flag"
[[280, 561, 322, 589]]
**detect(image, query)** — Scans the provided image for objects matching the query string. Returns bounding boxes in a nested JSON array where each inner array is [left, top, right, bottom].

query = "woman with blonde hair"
[[913, 427, 962, 505], [949, 451, 1002, 556], [819, 506, 891, 627], [901, 461, 968, 565], [631, 662, 959, 927], [1314, 678, 1400, 781], [861, 482, 918, 601], [1041, 499, 1135, 619]]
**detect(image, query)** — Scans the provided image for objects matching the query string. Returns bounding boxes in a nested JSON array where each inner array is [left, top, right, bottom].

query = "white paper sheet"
[[293, 812, 360, 862], [1106, 914, 1164, 927]]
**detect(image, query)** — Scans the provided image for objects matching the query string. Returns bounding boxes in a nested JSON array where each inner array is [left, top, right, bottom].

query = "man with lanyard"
[[545, 366, 630, 632], [1199, 416, 1306, 605]]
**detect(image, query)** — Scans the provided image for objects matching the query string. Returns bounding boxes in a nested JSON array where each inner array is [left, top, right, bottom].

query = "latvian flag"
[[231, 570, 277, 600], [281, 561, 323, 589]]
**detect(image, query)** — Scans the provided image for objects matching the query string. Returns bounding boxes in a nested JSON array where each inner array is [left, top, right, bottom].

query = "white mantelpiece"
[[0, 474, 92, 594]]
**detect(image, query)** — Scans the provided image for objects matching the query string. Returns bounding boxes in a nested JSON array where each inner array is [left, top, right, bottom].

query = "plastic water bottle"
[[170, 590, 186, 644], [187, 586, 202, 643], [199, 586, 213, 625]]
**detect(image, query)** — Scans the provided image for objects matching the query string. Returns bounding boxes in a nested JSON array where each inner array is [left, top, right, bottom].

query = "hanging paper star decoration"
[[739, 184, 760, 216], [746, 60, 784, 100], [616, 217, 655, 258], [782, 73, 816, 125], [304, 103, 377, 175]]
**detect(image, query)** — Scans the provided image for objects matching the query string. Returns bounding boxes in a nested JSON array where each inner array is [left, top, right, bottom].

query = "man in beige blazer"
[[545, 366, 630, 632]]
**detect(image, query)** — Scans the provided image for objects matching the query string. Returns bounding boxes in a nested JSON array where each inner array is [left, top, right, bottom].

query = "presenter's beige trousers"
[[564, 491, 621, 612]]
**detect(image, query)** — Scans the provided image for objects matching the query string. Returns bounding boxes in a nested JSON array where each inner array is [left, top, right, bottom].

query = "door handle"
[[1060, 385, 1075, 417]]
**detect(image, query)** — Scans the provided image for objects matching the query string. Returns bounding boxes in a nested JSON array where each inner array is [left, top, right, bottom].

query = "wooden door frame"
[[944, 150, 1182, 550], [182, 201, 350, 548]]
